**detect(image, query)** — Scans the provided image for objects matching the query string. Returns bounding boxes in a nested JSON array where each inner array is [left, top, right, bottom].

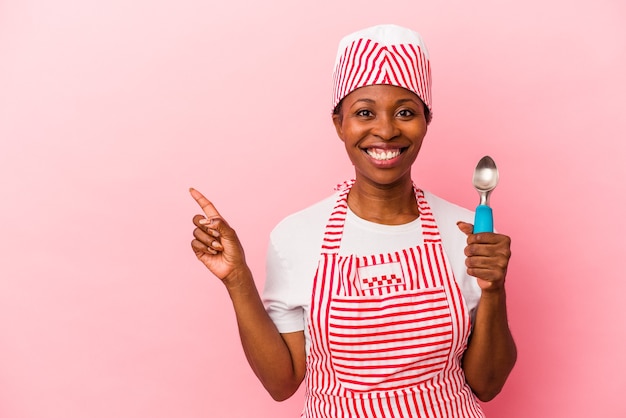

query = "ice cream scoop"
[[472, 155, 499, 233]]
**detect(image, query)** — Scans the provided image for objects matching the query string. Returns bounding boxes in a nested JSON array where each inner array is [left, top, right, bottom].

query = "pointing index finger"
[[189, 188, 222, 219]]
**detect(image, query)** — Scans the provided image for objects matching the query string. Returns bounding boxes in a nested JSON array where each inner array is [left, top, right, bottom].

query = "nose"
[[371, 114, 400, 141]]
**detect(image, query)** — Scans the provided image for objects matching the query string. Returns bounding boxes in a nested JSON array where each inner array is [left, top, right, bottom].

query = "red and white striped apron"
[[302, 182, 485, 417]]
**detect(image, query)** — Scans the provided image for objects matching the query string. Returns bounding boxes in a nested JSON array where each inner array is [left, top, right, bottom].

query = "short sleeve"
[[423, 190, 482, 326], [262, 236, 306, 334]]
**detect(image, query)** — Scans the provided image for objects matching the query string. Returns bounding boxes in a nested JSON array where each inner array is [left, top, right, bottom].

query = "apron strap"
[[414, 187, 442, 244], [320, 183, 352, 255]]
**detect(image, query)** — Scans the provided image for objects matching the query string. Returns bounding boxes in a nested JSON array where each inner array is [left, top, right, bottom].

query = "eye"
[[396, 109, 415, 118], [356, 109, 374, 118]]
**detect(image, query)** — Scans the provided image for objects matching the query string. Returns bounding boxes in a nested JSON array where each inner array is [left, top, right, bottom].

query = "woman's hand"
[[457, 221, 516, 401], [190, 188, 248, 285], [456, 221, 511, 293]]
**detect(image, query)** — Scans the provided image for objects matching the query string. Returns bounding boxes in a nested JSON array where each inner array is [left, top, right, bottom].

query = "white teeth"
[[367, 149, 401, 160]]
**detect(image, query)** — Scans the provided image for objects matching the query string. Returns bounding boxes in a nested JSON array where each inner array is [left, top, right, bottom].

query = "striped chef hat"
[[332, 24, 432, 116]]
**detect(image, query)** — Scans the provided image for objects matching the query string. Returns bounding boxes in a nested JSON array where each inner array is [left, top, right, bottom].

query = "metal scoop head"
[[473, 155, 499, 206]]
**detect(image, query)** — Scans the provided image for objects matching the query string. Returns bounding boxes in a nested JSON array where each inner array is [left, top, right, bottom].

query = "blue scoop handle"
[[473, 205, 493, 233]]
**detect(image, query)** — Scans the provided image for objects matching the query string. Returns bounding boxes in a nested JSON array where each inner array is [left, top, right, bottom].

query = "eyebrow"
[[353, 98, 376, 105], [352, 98, 421, 106], [395, 98, 420, 105]]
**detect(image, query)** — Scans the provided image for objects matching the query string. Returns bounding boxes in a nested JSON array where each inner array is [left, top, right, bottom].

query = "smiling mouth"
[[365, 147, 405, 161]]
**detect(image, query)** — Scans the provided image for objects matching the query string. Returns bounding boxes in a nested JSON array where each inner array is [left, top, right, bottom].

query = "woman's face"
[[332, 84, 428, 188]]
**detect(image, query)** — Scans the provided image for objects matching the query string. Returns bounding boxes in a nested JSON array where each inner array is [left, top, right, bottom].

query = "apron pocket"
[[328, 287, 453, 392]]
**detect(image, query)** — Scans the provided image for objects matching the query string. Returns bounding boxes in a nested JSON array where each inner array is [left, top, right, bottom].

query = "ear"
[[332, 113, 345, 142]]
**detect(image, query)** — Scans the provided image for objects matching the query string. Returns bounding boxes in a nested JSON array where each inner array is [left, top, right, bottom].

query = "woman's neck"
[[347, 178, 419, 225]]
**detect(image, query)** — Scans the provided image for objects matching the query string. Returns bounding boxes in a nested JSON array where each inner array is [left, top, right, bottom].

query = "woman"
[[190, 24, 516, 417]]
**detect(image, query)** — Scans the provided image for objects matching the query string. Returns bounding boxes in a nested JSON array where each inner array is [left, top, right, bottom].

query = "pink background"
[[1, 0, 625, 417]]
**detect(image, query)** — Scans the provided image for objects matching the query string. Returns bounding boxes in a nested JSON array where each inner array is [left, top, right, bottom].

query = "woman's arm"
[[190, 188, 306, 401], [223, 267, 306, 400], [457, 222, 517, 402]]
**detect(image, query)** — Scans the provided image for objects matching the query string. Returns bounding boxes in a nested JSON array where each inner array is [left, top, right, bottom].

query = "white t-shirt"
[[263, 189, 482, 353]]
